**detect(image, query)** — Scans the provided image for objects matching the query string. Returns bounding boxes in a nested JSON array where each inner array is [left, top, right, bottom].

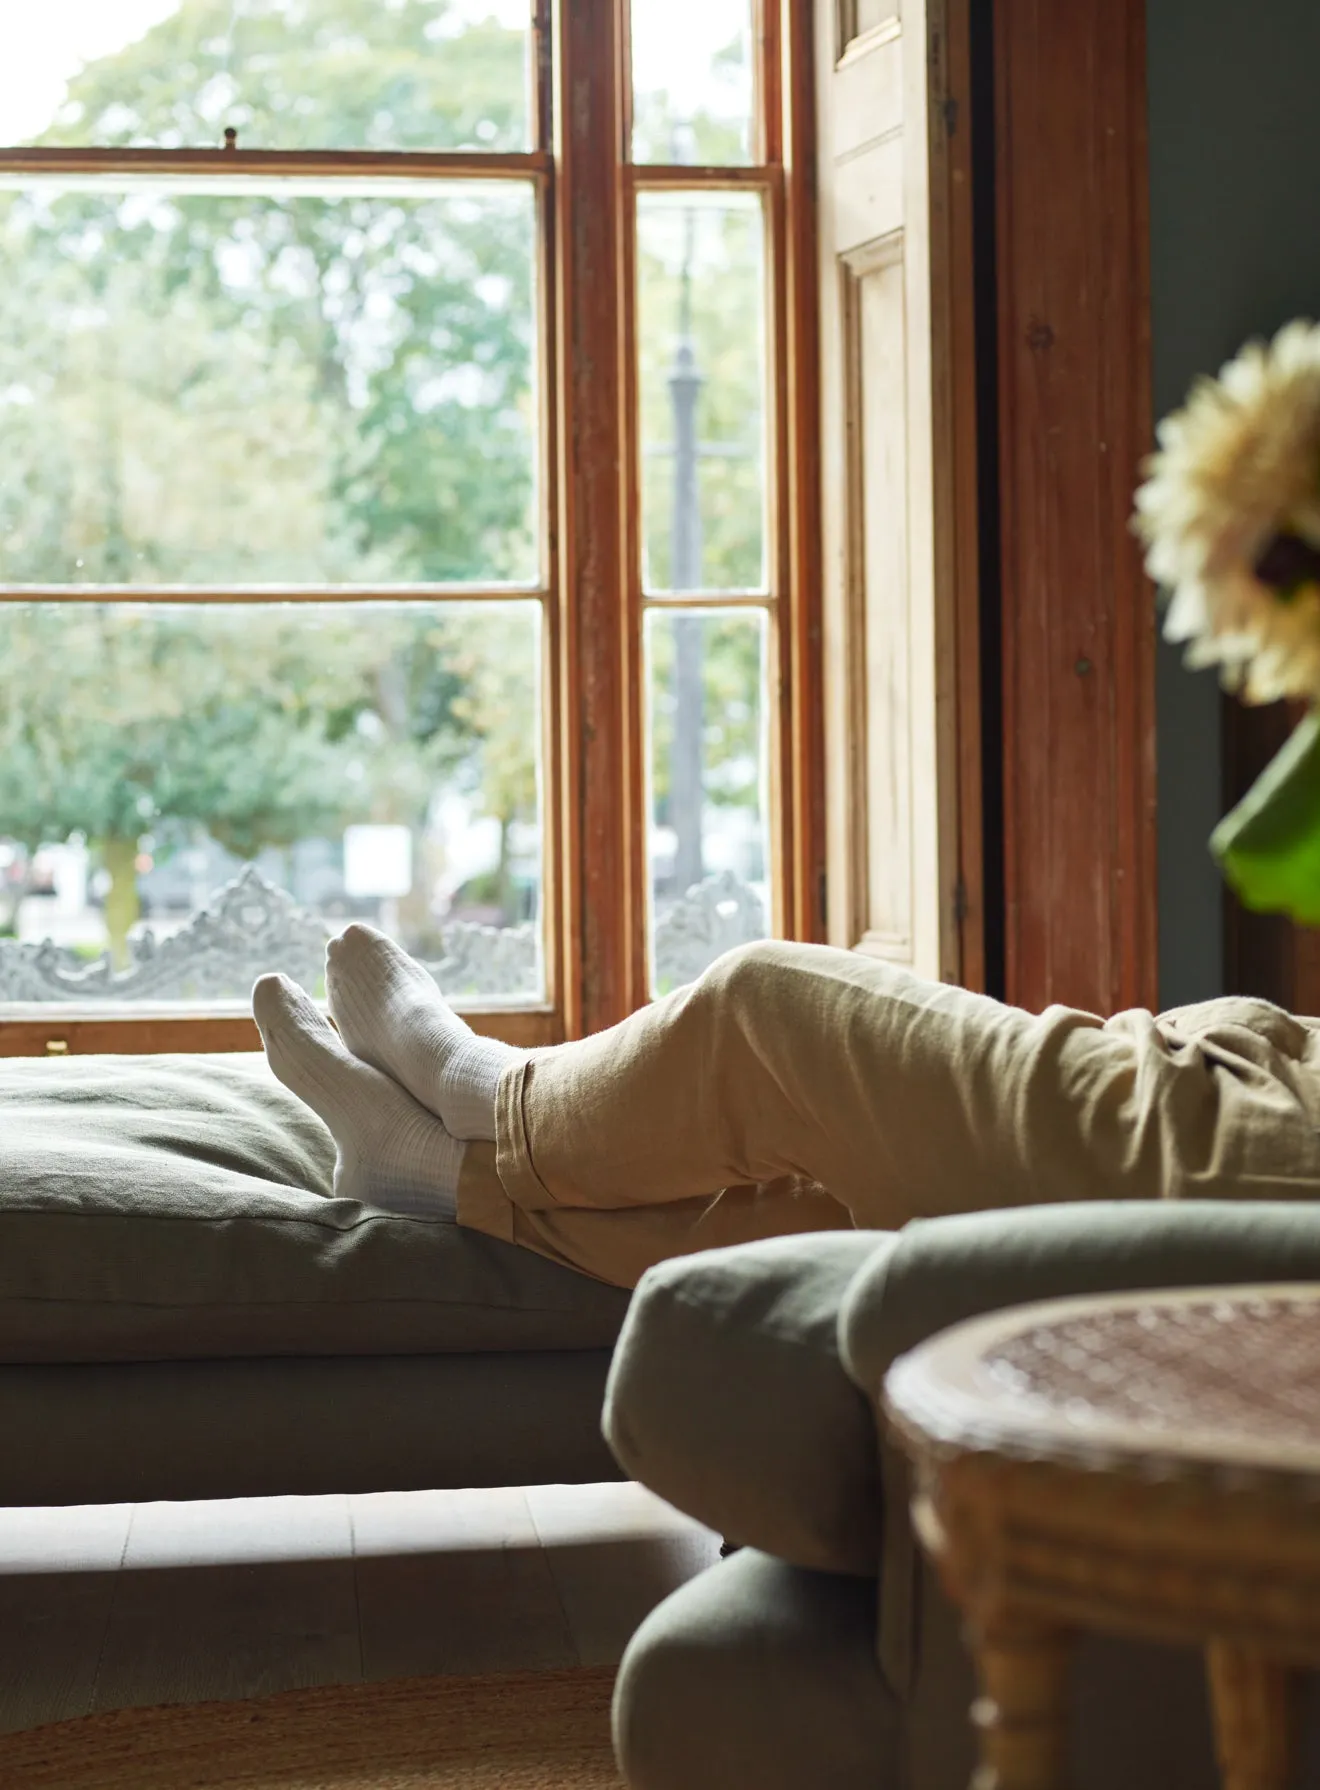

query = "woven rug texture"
[[0, 1667, 623, 1790]]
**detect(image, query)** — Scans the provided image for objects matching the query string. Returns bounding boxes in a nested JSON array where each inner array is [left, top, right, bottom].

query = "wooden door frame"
[[992, 0, 1158, 1016], [812, 0, 986, 994]]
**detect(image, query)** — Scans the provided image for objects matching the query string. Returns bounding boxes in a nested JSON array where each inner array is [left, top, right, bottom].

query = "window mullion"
[[554, 0, 642, 1036], [779, 0, 826, 945]]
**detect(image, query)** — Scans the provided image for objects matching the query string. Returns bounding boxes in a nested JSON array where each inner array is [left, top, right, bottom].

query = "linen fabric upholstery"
[[0, 1053, 629, 1364], [604, 1230, 895, 1576], [0, 1350, 622, 1504], [466, 947, 1320, 1291], [839, 1198, 1320, 1395], [613, 1547, 899, 1790]]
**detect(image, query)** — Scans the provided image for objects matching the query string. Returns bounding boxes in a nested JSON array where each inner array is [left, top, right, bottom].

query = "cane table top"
[[883, 1284, 1320, 1488]]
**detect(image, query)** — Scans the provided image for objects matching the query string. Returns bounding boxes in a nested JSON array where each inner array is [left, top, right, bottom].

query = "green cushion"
[[615, 1550, 899, 1790], [0, 1052, 630, 1364], [839, 1199, 1320, 1395], [604, 1231, 895, 1576]]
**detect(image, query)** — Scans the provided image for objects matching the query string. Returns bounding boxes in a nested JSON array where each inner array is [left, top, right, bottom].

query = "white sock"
[[253, 973, 464, 1218], [325, 924, 523, 1143]]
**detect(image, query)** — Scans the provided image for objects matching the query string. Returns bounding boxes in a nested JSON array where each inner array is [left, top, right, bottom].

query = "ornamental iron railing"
[[0, 863, 765, 1007]]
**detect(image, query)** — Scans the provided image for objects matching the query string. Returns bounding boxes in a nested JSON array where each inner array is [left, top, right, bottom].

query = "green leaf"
[[1212, 706, 1320, 923]]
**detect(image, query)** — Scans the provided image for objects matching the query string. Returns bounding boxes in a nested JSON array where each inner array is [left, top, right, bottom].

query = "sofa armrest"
[[839, 1199, 1320, 1397]]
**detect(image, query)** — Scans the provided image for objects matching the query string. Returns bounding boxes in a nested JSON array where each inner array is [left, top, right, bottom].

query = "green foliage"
[[0, 599, 540, 831], [0, 0, 769, 953], [38, 0, 530, 154]]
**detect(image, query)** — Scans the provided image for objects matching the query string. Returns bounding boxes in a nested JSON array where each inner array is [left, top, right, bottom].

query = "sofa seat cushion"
[[0, 1052, 630, 1364], [603, 1231, 895, 1577]]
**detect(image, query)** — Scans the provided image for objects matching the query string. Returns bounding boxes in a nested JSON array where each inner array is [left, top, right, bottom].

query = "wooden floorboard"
[[0, 1484, 717, 1730], [0, 1505, 131, 1736], [90, 1495, 361, 1714], [525, 1483, 721, 1667], [351, 1487, 579, 1680]]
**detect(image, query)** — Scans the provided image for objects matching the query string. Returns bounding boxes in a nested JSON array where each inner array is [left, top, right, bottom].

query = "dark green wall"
[[1148, 0, 1320, 1008]]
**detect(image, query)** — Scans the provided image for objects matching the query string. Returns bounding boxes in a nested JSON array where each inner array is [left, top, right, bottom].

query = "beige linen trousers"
[[455, 941, 1320, 1290]]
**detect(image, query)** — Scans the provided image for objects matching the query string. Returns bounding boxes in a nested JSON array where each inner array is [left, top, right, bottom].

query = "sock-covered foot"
[[253, 973, 464, 1217], [325, 924, 522, 1143]]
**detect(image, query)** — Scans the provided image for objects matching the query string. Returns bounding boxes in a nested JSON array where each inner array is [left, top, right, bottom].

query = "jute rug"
[[0, 1667, 623, 1790]]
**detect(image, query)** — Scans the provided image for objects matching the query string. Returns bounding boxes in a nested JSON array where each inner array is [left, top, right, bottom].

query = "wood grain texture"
[[780, 0, 828, 946], [815, 0, 982, 989], [1206, 1641, 1296, 1790], [0, 1505, 131, 1737], [0, 1485, 718, 1735], [524, 1482, 720, 1667], [936, 0, 986, 993], [352, 1488, 577, 1679], [0, 1006, 559, 1056], [555, 0, 636, 1036], [994, 0, 1157, 1016], [91, 1496, 360, 1714], [0, 148, 549, 180]]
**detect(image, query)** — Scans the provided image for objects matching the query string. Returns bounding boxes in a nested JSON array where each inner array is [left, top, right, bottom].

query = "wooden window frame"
[[0, 0, 823, 1057]]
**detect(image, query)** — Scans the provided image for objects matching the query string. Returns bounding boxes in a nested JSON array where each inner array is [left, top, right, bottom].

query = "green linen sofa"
[[0, 1052, 631, 1506], [605, 1204, 1320, 1789]]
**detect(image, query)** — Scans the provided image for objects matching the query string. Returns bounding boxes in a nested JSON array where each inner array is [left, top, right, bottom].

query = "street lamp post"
[[668, 193, 706, 898]]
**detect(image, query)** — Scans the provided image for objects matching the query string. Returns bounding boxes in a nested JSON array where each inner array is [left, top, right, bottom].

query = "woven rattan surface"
[[986, 1295, 1320, 1448], [884, 1284, 1320, 1481], [882, 1287, 1320, 1789]]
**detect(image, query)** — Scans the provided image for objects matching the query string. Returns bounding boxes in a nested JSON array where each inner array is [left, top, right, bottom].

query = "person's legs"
[[325, 925, 521, 1143], [483, 939, 1159, 1231], [456, 1146, 855, 1288], [259, 927, 1172, 1290], [253, 939, 851, 1283], [322, 933, 1162, 1285], [252, 973, 465, 1216]]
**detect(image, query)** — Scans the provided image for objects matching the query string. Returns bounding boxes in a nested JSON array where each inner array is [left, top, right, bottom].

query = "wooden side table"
[[883, 1285, 1320, 1790]]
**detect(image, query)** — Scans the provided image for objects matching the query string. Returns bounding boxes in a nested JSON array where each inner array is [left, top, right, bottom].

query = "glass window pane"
[[0, 599, 544, 1007], [0, 181, 538, 588], [631, 0, 754, 165], [637, 190, 767, 595], [646, 606, 771, 995], [0, 1, 531, 152]]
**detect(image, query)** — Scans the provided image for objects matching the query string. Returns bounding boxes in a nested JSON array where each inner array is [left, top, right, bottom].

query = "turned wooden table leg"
[[1206, 1640, 1296, 1790], [967, 1614, 1073, 1790]]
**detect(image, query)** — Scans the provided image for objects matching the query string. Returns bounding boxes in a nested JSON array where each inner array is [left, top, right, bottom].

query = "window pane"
[[0, 181, 538, 587], [637, 190, 766, 594], [0, 600, 544, 1007], [646, 606, 770, 995], [0, 1, 530, 152], [631, 0, 754, 165]]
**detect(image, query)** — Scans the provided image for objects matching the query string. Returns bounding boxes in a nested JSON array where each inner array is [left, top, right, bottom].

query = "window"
[[0, 0, 820, 1054]]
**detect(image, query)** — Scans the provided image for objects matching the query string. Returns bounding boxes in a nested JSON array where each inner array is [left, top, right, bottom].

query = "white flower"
[[1135, 319, 1320, 702]]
